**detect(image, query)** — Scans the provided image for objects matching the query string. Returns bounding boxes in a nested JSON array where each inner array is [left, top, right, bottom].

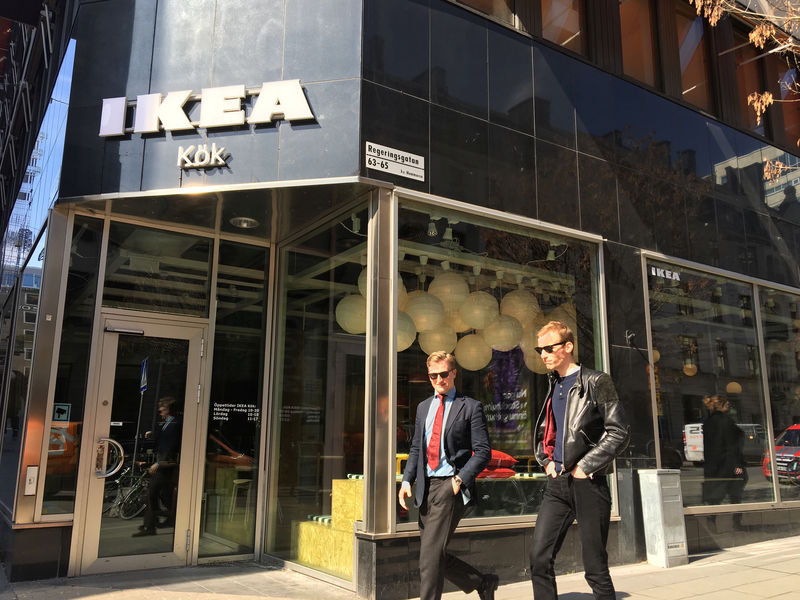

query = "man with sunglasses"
[[531, 321, 629, 600], [399, 351, 497, 600]]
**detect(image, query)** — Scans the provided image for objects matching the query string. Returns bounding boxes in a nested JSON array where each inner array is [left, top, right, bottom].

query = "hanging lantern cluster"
[[335, 267, 579, 372]]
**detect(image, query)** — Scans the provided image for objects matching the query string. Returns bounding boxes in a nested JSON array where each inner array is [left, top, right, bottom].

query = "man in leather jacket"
[[530, 321, 629, 600]]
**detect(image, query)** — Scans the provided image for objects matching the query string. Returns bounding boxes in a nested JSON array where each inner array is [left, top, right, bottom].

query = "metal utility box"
[[638, 469, 688, 568]]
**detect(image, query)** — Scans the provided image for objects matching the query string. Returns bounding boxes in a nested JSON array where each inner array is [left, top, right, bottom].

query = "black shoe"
[[477, 574, 499, 600], [132, 529, 156, 537], [156, 519, 175, 528]]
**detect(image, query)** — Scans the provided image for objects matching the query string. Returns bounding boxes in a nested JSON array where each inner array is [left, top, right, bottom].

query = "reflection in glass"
[[675, 3, 713, 112], [733, 30, 764, 134], [199, 242, 268, 557], [395, 203, 600, 521], [619, 0, 658, 87], [647, 260, 773, 506], [269, 206, 368, 581], [460, 0, 514, 26], [759, 290, 800, 501], [542, 0, 584, 55], [0, 286, 22, 510], [98, 335, 188, 557], [43, 217, 104, 514], [103, 223, 212, 317]]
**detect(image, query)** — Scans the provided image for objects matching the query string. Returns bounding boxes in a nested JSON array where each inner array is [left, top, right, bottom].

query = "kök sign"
[[98, 80, 314, 169]]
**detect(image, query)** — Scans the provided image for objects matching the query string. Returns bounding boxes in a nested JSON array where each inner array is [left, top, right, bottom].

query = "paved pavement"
[[0, 535, 798, 599]]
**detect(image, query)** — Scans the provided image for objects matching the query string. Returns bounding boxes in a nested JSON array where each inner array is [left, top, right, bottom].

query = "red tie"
[[427, 394, 444, 469]]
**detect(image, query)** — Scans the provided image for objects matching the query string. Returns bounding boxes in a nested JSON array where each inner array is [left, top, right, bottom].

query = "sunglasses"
[[534, 341, 567, 354], [428, 369, 453, 380]]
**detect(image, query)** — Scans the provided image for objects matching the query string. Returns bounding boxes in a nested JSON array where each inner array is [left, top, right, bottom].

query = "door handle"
[[95, 437, 125, 478]]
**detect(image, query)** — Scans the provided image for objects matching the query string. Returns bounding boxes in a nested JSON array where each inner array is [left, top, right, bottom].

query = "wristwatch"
[[453, 475, 463, 486]]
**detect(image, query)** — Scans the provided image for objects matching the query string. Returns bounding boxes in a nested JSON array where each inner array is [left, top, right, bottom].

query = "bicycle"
[[103, 465, 151, 520]]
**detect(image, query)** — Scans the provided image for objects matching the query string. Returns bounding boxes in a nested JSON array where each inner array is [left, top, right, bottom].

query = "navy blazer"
[[402, 392, 491, 507]]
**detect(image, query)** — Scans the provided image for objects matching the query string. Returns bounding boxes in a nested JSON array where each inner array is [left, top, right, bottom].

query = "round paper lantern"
[[358, 268, 368, 297], [652, 349, 661, 363], [419, 326, 457, 355], [397, 311, 416, 352], [480, 315, 523, 352], [444, 307, 471, 333], [523, 348, 548, 374], [429, 271, 469, 312], [400, 289, 424, 311], [455, 334, 493, 371], [459, 291, 499, 330], [725, 381, 742, 395], [519, 325, 538, 356], [500, 289, 542, 329], [404, 291, 445, 332], [397, 278, 408, 309], [335, 295, 366, 334]]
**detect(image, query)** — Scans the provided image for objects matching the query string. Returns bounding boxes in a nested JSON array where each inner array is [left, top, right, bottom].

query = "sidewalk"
[[1, 535, 798, 599]]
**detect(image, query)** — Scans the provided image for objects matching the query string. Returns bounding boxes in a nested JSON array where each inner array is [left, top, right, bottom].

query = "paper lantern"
[[397, 278, 408, 309], [652, 349, 661, 363], [523, 348, 548, 374], [455, 334, 493, 371], [335, 295, 366, 334], [459, 291, 499, 330], [400, 289, 423, 311], [419, 326, 457, 354], [480, 315, 523, 352], [725, 381, 742, 394], [404, 291, 445, 332], [358, 268, 368, 297], [444, 307, 470, 333], [500, 289, 542, 329], [519, 326, 538, 356], [429, 271, 469, 312], [397, 311, 416, 352]]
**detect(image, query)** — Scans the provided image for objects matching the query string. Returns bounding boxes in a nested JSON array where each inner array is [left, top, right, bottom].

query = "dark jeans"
[[418, 478, 484, 600], [530, 474, 614, 600], [143, 466, 176, 530]]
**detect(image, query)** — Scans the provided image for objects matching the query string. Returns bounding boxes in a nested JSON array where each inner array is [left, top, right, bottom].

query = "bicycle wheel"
[[118, 481, 148, 520]]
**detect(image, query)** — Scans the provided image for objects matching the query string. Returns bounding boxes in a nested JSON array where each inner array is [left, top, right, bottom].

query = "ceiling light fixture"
[[229, 216, 260, 229]]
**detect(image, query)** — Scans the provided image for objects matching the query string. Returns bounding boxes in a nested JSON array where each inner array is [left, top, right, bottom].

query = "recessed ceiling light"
[[229, 216, 260, 229]]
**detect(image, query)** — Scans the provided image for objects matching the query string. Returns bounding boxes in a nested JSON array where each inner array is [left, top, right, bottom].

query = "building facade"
[[2, 0, 800, 598]]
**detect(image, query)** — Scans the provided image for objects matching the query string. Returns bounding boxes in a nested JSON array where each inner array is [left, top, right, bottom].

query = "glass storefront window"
[[620, 0, 658, 88], [395, 203, 601, 521], [199, 241, 269, 557], [675, 2, 713, 113], [43, 216, 104, 514], [541, 0, 585, 55], [269, 206, 368, 580], [103, 222, 212, 317], [0, 285, 22, 511], [647, 260, 773, 506], [759, 290, 800, 501]]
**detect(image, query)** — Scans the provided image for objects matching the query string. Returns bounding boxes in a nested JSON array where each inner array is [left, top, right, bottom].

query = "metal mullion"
[[641, 254, 662, 469], [751, 285, 783, 504]]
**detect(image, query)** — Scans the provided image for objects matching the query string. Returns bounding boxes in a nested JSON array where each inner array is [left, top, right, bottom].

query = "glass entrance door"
[[78, 316, 204, 574]]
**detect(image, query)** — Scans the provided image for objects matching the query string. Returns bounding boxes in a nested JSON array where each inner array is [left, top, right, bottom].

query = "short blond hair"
[[703, 394, 728, 411], [427, 351, 456, 370], [536, 320, 574, 346]]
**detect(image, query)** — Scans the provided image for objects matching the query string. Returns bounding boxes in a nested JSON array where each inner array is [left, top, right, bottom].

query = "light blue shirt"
[[425, 388, 456, 477]]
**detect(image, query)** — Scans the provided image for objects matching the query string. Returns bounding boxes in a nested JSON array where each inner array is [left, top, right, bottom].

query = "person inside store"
[[398, 351, 498, 600], [133, 396, 181, 537], [702, 393, 747, 506], [530, 321, 629, 600]]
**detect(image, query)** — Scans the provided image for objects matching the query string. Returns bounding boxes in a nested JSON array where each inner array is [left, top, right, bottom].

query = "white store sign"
[[365, 141, 424, 181], [98, 79, 314, 137]]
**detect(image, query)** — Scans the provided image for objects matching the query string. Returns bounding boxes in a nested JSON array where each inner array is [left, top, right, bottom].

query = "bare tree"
[[689, 1, 800, 179]]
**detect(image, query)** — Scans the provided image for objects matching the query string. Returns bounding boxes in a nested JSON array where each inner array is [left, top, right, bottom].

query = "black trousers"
[[143, 466, 176, 530], [418, 478, 484, 600], [530, 474, 614, 600]]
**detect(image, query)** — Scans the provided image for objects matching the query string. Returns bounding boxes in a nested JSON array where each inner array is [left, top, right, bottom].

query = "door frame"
[[68, 309, 209, 576]]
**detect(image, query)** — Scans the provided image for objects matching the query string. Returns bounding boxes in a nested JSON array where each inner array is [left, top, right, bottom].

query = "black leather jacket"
[[534, 365, 630, 476]]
